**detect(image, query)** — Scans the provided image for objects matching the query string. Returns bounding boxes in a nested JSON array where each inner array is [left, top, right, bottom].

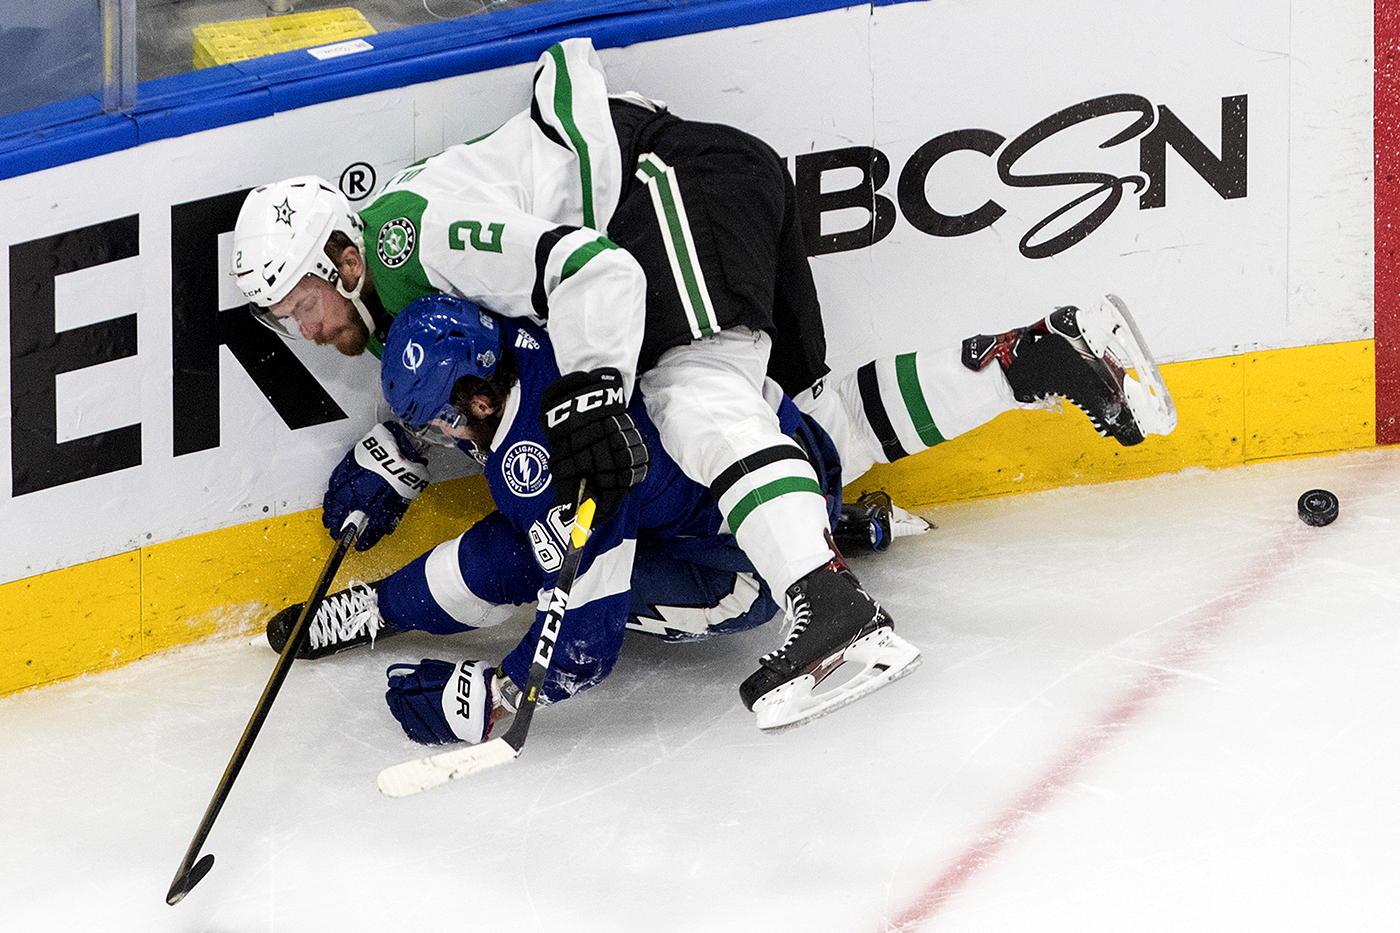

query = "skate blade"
[[752, 628, 922, 733], [1083, 295, 1178, 438]]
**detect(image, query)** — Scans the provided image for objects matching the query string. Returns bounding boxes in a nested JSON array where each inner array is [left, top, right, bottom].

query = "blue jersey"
[[377, 316, 842, 705], [480, 319, 749, 701]]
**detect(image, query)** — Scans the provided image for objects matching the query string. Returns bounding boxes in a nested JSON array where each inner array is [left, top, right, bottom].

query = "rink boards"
[[0, 0, 1378, 693]]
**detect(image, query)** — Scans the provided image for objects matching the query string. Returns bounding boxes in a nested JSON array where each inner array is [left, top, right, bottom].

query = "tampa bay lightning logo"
[[501, 441, 552, 497], [401, 339, 425, 372]]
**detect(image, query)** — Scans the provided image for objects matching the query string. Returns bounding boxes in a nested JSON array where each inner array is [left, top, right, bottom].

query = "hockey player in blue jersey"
[[265, 293, 923, 738]]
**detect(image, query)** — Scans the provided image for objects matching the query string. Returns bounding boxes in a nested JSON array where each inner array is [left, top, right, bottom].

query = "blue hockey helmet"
[[381, 294, 502, 430]]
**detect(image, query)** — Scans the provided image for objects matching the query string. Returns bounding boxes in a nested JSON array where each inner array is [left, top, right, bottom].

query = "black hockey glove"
[[539, 367, 649, 522], [832, 494, 893, 553]]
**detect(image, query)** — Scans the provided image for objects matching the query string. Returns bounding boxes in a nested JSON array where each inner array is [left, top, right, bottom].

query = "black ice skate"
[[961, 295, 1177, 446], [740, 552, 922, 732], [265, 579, 401, 659], [833, 490, 933, 553]]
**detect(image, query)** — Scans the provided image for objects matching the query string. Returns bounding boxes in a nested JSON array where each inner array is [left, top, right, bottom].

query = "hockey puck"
[[1297, 489, 1339, 526]]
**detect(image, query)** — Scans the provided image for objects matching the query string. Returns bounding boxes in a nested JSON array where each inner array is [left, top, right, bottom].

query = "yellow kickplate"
[[850, 340, 1376, 511], [193, 8, 376, 68], [0, 473, 495, 697], [0, 342, 1377, 698]]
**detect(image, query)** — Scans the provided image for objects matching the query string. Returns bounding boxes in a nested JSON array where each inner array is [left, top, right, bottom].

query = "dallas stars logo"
[[273, 198, 296, 226], [377, 217, 417, 269]]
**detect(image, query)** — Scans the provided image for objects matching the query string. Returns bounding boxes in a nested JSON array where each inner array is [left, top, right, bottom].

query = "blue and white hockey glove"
[[539, 367, 649, 522], [384, 658, 517, 746], [324, 422, 430, 551]]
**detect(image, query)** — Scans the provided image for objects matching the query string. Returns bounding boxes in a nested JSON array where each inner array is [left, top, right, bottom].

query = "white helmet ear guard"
[[230, 176, 366, 309], [334, 254, 378, 337]]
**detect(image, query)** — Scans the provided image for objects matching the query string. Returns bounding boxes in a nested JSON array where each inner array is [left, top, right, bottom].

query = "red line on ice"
[[884, 534, 1297, 931]]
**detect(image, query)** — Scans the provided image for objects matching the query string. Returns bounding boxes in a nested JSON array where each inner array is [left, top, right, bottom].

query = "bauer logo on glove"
[[357, 430, 430, 495], [324, 421, 430, 550]]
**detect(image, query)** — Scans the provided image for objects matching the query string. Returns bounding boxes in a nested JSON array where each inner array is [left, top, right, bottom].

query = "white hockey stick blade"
[[752, 627, 922, 733], [889, 504, 934, 537], [377, 737, 520, 798], [1090, 294, 1178, 437]]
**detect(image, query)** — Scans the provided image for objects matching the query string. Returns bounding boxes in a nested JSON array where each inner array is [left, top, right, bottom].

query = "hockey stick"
[[377, 489, 597, 797], [165, 511, 367, 906]]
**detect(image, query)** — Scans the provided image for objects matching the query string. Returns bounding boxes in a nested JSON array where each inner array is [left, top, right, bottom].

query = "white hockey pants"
[[639, 328, 833, 596]]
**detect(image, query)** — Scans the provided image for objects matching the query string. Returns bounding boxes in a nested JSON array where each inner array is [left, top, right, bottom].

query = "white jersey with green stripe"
[[359, 38, 649, 393]]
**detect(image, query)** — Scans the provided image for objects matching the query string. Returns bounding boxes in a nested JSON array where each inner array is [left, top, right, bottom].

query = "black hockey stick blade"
[[166, 511, 366, 905], [377, 491, 596, 797], [165, 853, 214, 906]]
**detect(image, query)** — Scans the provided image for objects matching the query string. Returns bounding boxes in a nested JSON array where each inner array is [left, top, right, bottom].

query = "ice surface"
[[3, 449, 1399, 932]]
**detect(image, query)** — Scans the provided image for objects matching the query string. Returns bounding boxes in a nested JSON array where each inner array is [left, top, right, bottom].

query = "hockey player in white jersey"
[[231, 37, 1176, 731]]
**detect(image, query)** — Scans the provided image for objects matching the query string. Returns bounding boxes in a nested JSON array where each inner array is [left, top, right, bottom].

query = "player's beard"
[[461, 407, 504, 450], [319, 315, 371, 356], [449, 364, 515, 453]]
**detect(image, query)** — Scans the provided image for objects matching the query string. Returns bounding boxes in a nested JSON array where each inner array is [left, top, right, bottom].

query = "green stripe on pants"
[[636, 154, 716, 338]]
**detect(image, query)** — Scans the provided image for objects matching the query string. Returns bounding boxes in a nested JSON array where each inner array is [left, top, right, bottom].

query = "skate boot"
[[833, 490, 934, 554], [266, 579, 401, 659], [740, 552, 922, 732], [961, 294, 1176, 446]]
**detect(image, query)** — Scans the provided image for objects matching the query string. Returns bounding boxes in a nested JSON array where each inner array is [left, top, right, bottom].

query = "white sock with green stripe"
[[802, 347, 1019, 481], [711, 443, 833, 596]]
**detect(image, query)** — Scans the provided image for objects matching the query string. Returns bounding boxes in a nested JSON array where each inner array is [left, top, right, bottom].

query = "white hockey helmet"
[[231, 175, 366, 309]]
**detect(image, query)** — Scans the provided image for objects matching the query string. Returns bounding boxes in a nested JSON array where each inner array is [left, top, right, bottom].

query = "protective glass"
[[246, 269, 341, 341], [248, 304, 300, 341], [402, 402, 469, 449]]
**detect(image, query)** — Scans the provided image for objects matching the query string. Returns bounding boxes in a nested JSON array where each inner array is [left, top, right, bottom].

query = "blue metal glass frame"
[[0, 0, 917, 181]]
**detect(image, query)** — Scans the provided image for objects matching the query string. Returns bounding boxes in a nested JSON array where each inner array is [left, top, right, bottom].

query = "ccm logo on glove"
[[543, 384, 628, 428], [356, 426, 430, 495], [538, 368, 649, 523]]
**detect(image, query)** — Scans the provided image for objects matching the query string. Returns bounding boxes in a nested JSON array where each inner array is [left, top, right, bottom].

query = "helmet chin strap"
[[335, 272, 377, 334]]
